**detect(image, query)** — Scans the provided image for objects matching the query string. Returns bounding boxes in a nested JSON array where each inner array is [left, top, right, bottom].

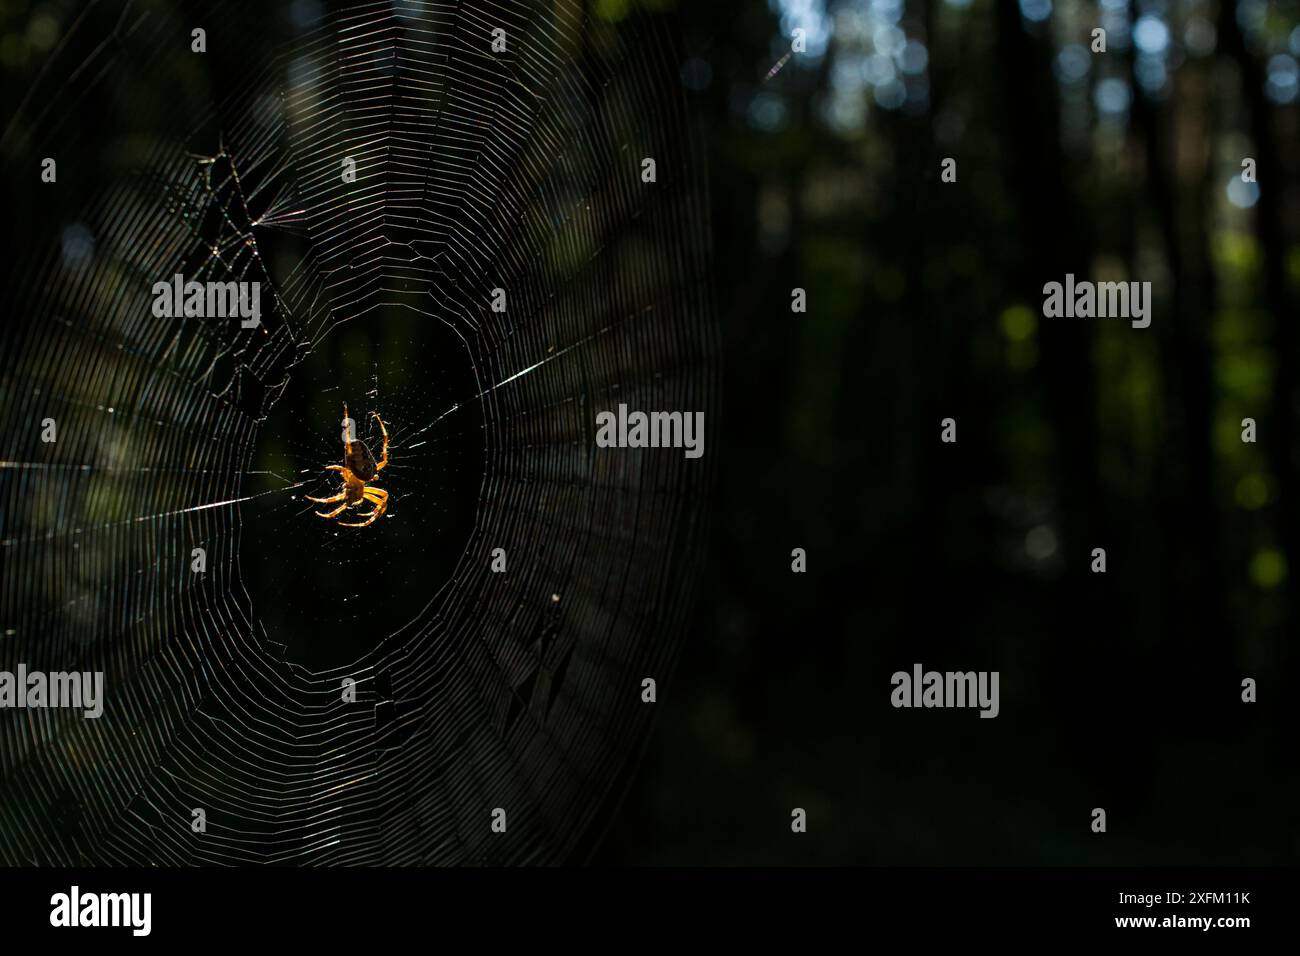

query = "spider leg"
[[305, 490, 345, 504], [307, 467, 356, 505], [338, 511, 380, 528], [371, 412, 389, 472], [343, 489, 383, 516], [339, 487, 387, 527], [316, 501, 350, 519]]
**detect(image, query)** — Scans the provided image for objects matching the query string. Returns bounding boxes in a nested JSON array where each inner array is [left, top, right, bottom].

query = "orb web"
[[0, 0, 716, 865]]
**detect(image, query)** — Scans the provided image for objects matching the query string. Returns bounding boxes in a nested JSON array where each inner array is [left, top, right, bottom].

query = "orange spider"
[[306, 403, 390, 528]]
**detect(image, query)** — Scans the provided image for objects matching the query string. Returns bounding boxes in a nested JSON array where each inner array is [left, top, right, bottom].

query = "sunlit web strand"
[[0, 479, 308, 548], [402, 320, 618, 449]]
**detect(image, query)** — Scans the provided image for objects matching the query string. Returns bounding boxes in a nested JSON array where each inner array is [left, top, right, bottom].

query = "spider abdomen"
[[346, 439, 377, 481]]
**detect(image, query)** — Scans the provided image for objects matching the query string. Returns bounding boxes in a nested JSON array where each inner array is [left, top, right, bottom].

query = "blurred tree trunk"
[[1219, 4, 1300, 681], [1128, 8, 1230, 713], [993, 5, 1105, 725]]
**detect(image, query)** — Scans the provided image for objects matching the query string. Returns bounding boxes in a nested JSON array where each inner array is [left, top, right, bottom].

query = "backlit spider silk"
[[0, 0, 715, 865]]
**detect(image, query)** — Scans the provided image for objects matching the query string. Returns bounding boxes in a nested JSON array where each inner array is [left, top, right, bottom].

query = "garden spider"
[[306, 403, 390, 528]]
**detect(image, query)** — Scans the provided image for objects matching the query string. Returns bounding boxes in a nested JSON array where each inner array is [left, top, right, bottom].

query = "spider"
[[305, 403, 390, 528]]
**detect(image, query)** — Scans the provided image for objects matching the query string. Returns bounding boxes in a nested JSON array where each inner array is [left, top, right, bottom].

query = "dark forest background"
[[596, 0, 1300, 865], [2, 0, 1297, 865]]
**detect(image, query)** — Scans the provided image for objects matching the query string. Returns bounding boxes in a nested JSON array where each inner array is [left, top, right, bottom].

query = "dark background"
[[2, 0, 1297, 865], [595, 0, 1300, 865], [243, 305, 483, 669]]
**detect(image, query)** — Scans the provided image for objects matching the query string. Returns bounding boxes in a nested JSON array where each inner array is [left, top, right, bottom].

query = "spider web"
[[0, 0, 716, 865]]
